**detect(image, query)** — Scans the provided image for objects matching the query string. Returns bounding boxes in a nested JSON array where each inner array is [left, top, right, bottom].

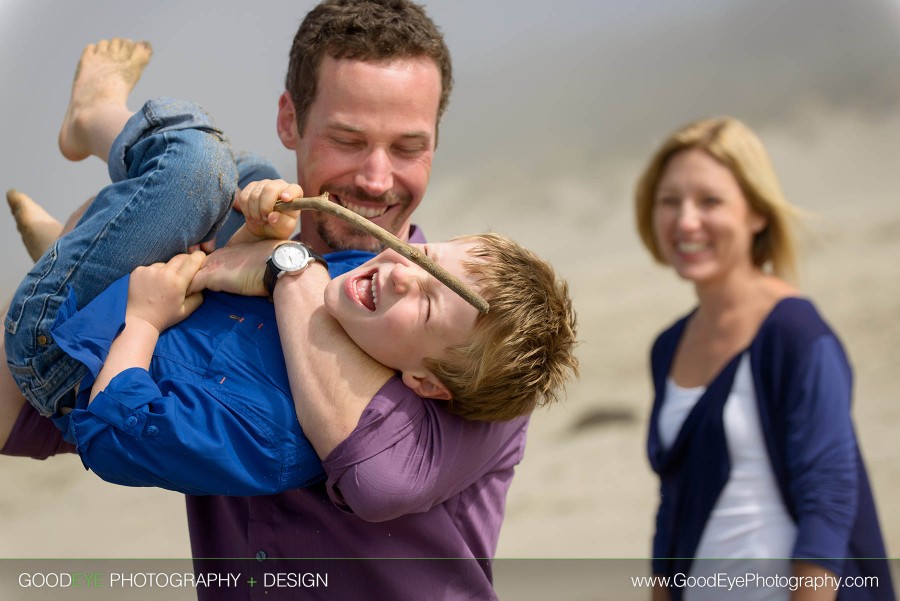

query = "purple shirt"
[[3, 226, 530, 599], [4, 381, 528, 600]]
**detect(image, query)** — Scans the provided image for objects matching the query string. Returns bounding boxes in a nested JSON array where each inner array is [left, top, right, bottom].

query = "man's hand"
[[234, 179, 303, 241], [189, 239, 283, 297], [127, 251, 206, 333]]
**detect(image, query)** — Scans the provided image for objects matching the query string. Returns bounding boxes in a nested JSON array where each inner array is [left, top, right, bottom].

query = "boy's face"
[[324, 240, 480, 399]]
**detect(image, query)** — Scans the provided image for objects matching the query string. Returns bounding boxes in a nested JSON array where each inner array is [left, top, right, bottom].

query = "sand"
[[1, 107, 898, 599]]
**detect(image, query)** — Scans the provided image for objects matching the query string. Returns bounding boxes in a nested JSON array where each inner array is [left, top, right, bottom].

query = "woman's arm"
[[790, 561, 838, 601], [783, 335, 858, 575]]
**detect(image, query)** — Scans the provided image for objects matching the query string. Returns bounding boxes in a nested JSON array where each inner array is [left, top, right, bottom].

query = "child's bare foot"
[[58, 38, 153, 162], [6, 189, 63, 262]]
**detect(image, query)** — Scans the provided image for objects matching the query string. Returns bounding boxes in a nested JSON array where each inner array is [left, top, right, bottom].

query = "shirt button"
[[256, 550, 267, 562], [146, 425, 159, 437], [125, 416, 138, 428], [37, 335, 49, 345]]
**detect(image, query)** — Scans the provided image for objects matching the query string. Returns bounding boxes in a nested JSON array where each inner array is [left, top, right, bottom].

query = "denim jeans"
[[5, 98, 243, 416]]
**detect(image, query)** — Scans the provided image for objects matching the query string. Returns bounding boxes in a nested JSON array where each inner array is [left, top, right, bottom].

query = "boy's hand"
[[236, 179, 303, 240], [127, 251, 206, 332]]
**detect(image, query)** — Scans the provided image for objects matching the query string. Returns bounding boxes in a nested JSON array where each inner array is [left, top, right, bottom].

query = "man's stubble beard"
[[314, 199, 413, 252], [316, 214, 390, 253]]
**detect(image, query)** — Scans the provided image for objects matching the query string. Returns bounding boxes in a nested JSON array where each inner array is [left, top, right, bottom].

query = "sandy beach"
[[2, 2, 899, 598], [2, 107, 899, 600]]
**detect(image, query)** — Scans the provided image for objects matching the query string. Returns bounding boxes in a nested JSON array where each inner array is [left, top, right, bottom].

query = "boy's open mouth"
[[348, 268, 378, 311]]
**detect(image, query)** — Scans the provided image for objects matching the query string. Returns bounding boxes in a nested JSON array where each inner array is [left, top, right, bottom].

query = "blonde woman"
[[635, 117, 893, 601]]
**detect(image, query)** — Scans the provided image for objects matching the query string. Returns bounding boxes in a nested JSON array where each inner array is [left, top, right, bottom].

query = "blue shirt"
[[51, 250, 375, 496], [647, 298, 894, 601]]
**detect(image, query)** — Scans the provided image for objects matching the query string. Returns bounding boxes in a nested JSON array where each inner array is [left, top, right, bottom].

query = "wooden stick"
[[274, 193, 490, 314]]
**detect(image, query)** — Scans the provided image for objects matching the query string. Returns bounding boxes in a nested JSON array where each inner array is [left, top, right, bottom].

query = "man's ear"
[[401, 370, 452, 401], [276, 91, 300, 150]]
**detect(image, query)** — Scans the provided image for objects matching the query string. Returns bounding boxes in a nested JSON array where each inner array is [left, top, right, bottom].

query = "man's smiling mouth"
[[331, 193, 397, 219]]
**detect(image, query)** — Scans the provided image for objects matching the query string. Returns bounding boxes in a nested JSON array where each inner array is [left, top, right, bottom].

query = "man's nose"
[[354, 148, 394, 197]]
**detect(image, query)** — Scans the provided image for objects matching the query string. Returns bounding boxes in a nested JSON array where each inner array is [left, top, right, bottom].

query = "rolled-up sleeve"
[[67, 366, 323, 496], [322, 377, 527, 522], [51, 276, 323, 497], [786, 335, 858, 573]]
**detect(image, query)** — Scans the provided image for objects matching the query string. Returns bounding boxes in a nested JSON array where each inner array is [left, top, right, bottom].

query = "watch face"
[[273, 243, 311, 271]]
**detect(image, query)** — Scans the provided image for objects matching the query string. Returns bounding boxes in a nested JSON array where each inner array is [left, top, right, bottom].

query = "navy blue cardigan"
[[647, 298, 894, 600]]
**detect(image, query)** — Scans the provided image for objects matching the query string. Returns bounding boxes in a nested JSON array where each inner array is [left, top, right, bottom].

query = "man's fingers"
[[183, 291, 204, 316], [187, 268, 207, 295]]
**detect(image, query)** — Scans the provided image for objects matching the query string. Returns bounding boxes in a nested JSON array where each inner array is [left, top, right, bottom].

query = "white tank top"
[[659, 354, 797, 601]]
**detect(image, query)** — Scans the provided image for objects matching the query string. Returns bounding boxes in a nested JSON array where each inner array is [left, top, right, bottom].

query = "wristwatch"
[[264, 241, 327, 296]]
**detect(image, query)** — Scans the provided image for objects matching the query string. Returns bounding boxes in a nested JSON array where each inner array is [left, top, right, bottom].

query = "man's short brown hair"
[[426, 234, 579, 422], [286, 0, 453, 139]]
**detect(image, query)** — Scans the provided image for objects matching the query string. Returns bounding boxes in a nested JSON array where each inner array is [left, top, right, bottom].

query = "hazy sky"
[[2, 0, 899, 295]]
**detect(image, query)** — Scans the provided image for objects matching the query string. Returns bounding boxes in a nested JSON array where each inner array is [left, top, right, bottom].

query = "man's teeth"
[[338, 198, 390, 219], [678, 241, 707, 253]]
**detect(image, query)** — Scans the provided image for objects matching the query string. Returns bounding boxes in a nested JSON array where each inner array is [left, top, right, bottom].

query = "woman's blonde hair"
[[425, 233, 579, 422], [634, 116, 801, 280]]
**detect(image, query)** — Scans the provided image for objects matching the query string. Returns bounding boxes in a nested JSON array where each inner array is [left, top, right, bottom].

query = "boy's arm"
[[61, 253, 322, 495], [91, 252, 205, 401], [74, 365, 323, 496], [89, 317, 157, 402]]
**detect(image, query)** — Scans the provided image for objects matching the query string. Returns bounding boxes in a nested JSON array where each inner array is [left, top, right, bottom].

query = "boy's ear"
[[401, 370, 452, 401], [276, 91, 300, 150]]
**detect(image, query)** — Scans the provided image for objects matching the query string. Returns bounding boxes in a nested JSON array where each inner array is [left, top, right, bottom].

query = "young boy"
[[37, 230, 576, 496], [5, 39, 578, 497]]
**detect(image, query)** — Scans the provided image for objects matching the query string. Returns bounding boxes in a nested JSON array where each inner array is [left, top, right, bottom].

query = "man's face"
[[280, 55, 442, 254], [323, 241, 480, 398]]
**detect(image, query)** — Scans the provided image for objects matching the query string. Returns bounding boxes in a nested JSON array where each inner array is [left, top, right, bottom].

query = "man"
[[2, 1, 531, 599]]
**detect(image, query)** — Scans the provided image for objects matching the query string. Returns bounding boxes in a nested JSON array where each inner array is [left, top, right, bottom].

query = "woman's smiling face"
[[653, 148, 766, 285]]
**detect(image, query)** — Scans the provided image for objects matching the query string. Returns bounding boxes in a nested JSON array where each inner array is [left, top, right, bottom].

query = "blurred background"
[[1, 0, 899, 570]]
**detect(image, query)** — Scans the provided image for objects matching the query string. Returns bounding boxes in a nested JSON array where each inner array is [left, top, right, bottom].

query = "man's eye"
[[333, 138, 362, 148], [395, 145, 425, 158]]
